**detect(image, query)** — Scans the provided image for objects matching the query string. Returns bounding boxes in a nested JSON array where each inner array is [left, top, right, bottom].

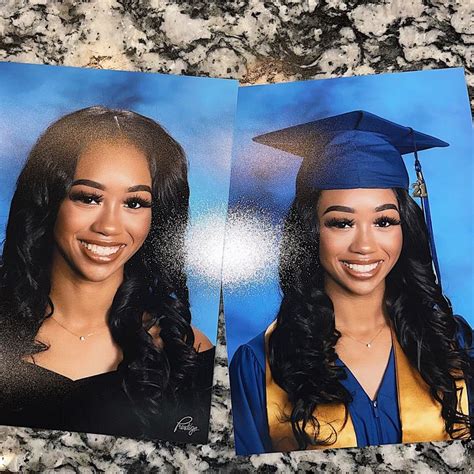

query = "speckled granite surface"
[[0, 0, 473, 472]]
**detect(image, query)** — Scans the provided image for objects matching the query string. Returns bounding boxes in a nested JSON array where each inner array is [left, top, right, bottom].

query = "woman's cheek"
[[319, 228, 350, 261], [54, 200, 94, 241], [128, 210, 152, 247], [319, 228, 341, 270], [379, 227, 403, 268]]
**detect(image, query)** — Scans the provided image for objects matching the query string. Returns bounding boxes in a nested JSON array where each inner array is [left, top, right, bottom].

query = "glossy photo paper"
[[224, 68, 473, 455], [0, 61, 238, 443]]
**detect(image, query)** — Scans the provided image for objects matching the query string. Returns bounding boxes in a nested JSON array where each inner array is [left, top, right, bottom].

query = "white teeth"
[[80, 241, 122, 256], [343, 261, 380, 273]]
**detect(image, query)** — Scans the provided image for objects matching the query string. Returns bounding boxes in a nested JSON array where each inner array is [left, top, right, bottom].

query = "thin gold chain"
[[339, 324, 386, 349], [51, 316, 108, 342]]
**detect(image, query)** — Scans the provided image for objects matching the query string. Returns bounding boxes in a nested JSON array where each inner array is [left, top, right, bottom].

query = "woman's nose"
[[90, 204, 123, 236], [349, 225, 377, 254]]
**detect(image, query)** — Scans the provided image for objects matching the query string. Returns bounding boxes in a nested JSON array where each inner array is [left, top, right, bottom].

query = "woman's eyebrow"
[[322, 203, 400, 214], [71, 179, 104, 190], [71, 180, 152, 194], [323, 205, 354, 215], [375, 203, 399, 212], [128, 184, 152, 194]]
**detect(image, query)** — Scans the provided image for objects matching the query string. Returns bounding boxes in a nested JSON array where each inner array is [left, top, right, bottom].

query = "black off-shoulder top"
[[0, 347, 215, 444]]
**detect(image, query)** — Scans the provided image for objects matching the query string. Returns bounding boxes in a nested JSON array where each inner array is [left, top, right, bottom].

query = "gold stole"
[[265, 323, 470, 451]]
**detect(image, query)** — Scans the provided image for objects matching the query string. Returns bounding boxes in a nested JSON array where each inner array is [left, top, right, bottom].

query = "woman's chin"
[[70, 263, 124, 284], [345, 283, 383, 297], [326, 273, 386, 297]]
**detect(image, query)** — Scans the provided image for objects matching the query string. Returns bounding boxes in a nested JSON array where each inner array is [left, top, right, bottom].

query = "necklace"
[[51, 316, 108, 342], [339, 324, 386, 349]]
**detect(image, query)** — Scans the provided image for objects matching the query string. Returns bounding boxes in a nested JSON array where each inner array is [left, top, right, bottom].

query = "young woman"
[[0, 106, 214, 442], [230, 111, 472, 454]]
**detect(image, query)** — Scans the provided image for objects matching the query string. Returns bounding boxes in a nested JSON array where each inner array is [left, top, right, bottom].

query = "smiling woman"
[[0, 106, 214, 442], [229, 111, 473, 455]]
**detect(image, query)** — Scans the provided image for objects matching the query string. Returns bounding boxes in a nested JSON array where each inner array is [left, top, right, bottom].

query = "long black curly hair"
[[268, 185, 472, 449], [0, 106, 197, 428]]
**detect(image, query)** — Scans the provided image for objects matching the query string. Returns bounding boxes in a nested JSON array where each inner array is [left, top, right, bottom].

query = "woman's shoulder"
[[192, 326, 213, 352], [453, 315, 473, 351], [146, 319, 213, 352], [194, 328, 215, 374], [230, 330, 266, 374]]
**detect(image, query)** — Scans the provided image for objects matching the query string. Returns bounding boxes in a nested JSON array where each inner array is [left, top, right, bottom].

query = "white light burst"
[[184, 207, 281, 289], [185, 210, 227, 285], [186, 208, 280, 291], [222, 208, 280, 288]]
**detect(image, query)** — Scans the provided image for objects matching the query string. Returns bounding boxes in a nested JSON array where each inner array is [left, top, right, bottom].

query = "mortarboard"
[[253, 110, 449, 288]]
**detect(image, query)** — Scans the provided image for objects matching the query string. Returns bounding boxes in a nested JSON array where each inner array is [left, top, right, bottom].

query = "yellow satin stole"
[[265, 323, 470, 451]]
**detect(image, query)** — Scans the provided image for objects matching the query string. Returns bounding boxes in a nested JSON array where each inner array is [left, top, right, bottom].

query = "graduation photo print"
[[223, 68, 473, 455], [0, 61, 238, 443]]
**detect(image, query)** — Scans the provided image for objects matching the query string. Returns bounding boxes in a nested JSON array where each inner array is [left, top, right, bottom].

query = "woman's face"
[[53, 140, 152, 283], [317, 188, 403, 297]]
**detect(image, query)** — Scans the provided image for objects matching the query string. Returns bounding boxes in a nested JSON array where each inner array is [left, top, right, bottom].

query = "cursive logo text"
[[174, 416, 199, 436]]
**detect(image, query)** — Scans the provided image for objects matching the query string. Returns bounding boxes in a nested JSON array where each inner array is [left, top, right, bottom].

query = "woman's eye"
[[82, 196, 99, 205], [325, 218, 354, 229], [126, 200, 142, 209], [125, 197, 152, 209], [374, 216, 401, 228], [70, 192, 103, 205]]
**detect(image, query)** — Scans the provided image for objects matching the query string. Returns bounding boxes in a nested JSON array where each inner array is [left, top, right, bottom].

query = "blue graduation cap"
[[253, 110, 449, 288]]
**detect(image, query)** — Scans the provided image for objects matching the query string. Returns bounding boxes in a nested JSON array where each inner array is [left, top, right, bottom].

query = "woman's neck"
[[325, 278, 388, 332], [49, 257, 123, 328]]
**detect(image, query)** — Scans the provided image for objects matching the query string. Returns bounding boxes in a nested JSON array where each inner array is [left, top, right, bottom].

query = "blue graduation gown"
[[229, 319, 473, 456]]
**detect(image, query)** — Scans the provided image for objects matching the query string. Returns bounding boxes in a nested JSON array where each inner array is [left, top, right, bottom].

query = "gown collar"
[[264, 322, 470, 450]]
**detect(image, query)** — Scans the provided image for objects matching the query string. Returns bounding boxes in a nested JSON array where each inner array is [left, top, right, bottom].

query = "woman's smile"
[[79, 239, 126, 261], [340, 259, 384, 279]]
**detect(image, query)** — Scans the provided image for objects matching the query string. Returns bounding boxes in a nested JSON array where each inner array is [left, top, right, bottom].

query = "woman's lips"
[[79, 239, 126, 262], [340, 259, 383, 279]]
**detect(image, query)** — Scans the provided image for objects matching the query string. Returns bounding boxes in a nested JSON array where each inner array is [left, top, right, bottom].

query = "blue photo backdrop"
[[0, 61, 239, 343], [224, 68, 473, 360]]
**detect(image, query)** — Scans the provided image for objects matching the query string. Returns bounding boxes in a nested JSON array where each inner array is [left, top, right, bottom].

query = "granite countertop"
[[0, 1, 473, 472]]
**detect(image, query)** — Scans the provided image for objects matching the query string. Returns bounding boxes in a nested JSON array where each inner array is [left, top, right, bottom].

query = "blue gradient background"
[[225, 68, 473, 360], [0, 61, 239, 344]]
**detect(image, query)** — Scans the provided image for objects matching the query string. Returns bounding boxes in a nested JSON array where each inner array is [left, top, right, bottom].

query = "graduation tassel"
[[410, 131, 443, 291]]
